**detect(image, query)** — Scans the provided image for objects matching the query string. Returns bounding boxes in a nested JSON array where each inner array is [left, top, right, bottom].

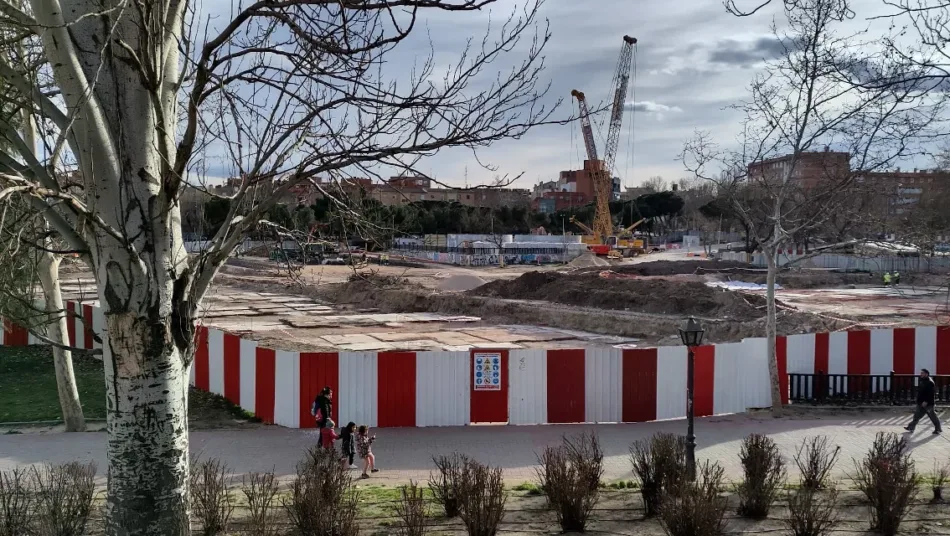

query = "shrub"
[[852, 432, 918, 536], [456, 459, 506, 536], [394, 481, 428, 536], [535, 432, 604, 532], [31, 461, 97, 536], [191, 457, 234, 536], [784, 488, 838, 536], [629, 433, 688, 517], [242, 471, 281, 536], [0, 467, 33, 536], [657, 462, 728, 536], [429, 453, 468, 517], [735, 433, 786, 518], [794, 436, 840, 490], [284, 446, 360, 536], [932, 462, 949, 503]]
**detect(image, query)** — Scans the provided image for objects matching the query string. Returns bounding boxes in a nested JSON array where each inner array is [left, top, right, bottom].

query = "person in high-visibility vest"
[[894, 272, 901, 286], [883, 272, 892, 286]]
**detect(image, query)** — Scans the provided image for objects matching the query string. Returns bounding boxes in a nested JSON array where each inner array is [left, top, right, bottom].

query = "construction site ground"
[[57, 250, 950, 352]]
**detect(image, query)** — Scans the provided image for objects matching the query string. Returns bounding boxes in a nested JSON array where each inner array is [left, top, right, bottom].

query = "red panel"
[[814, 332, 830, 373], [223, 333, 242, 405], [299, 352, 340, 429], [622, 348, 657, 423], [193, 326, 210, 391], [377, 352, 417, 428], [65, 301, 76, 348], [82, 304, 95, 350], [937, 327, 950, 375], [776, 336, 788, 406], [255, 347, 276, 424], [546, 349, 586, 424], [847, 330, 871, 375], [470, 349, 509, 423], [893, 328, 916, 375], [3, 319, 27, 346], [693, 345, 715, 418]]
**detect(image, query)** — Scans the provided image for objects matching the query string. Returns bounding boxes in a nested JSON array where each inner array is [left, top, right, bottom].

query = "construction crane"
[[571, 35, 637, 243], [619, 217, 647, 237]]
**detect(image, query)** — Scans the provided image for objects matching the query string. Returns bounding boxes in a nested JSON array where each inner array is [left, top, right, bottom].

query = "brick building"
[[746, 149, 851, 188]]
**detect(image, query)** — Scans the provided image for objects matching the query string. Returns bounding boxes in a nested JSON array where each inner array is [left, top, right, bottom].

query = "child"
[[340, 422, 357, 469], [320, 418, 339, 450], [357, 424, 378, 479]]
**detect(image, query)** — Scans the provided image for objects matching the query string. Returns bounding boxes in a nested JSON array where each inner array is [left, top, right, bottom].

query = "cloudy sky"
[[368, 0, 904, 190]]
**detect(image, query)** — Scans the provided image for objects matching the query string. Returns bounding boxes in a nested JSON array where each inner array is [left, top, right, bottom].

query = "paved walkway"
[[2, 411, 947, 485]]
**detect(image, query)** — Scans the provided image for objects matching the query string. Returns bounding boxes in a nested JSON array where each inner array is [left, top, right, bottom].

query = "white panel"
[[786, 333, 816, 374], [92, 305, 105, 350], [828, 332, 849, 375], [207, 329, 225, 396], [870, 329, 894, 375], [508, 349, 547, 425], [740, 338, 773, 409], [190, 357, 196, 386], [273, 350, 300, 428], [339, 352, 378, 428], [655, 346, 687, 420], [239, 338, 258, 413], [27, 330, 39, 345], [713, 342, 744, 415], [584, 348, 622, 423], [916, 326, 937, 375], [415, 351, 470, 427]]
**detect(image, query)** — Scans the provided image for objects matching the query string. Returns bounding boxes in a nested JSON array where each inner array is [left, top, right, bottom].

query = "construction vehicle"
[[570, 35, 638, 245], [572, 214, 650, 258], [269, 241, 338, 264]]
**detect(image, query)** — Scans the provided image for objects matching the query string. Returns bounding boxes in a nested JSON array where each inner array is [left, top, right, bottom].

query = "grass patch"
[[0, 346, 106, 422]]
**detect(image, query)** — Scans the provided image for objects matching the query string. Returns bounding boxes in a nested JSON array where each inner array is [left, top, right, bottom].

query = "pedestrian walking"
[[905, 368, 942, 435], [311, 386, 333, 428], [894, 272, 901, 286], [357, 425, 378, 479], [320, 419, 340, 449], [340, 422, 357, 469]]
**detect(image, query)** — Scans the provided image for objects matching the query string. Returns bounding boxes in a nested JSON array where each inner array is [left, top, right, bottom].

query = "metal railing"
[[788, 371, 950, 404]]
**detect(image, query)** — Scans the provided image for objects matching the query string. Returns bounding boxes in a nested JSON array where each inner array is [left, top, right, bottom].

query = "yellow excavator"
[[570, 216, 650, 258]]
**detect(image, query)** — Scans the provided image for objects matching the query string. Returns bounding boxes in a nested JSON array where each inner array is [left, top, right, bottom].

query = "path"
[[2, 411, 947, 485]]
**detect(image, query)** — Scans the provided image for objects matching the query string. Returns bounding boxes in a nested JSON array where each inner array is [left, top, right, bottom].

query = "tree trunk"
[[765, 244, 784, 415], [38, 251, 86, 432], [103, 312, 191, 536]]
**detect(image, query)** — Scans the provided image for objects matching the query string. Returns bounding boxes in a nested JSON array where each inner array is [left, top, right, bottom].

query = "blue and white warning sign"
[[474, 352, 502, 391]]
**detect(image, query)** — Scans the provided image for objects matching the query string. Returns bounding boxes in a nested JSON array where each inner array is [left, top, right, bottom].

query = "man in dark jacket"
[[905, 369, 942, 435], [311, 386, 333, 428]]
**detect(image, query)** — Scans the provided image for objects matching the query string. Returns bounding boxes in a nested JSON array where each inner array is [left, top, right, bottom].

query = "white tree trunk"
[[765, 243, 784, 414], [38, 252, 86, 432]]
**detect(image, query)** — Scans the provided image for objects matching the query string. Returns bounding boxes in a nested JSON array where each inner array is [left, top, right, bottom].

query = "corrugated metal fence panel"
[[713, 342, 744, 415], [584, 348, 622, 423], [239, 338, 258, 414], [655, 345, 686, 421], [739, 338, 772, 409], [208, 329, 225, 396], [786, 333, 816, 375], [416, 351, 469, 427], [828, 331, 849, 375], [93, 305, 105, 350], [870, 329, 894, 376], [509, 349, 547, 425], [917, 326, 938, 375], [273, 350, 300, 428], [339, 352, 378, 428]]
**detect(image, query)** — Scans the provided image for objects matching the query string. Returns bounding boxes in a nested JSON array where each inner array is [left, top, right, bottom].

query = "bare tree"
[[683, 0, 940, 412], [642, 175, 668, 192], [0, 0, 558, 533]]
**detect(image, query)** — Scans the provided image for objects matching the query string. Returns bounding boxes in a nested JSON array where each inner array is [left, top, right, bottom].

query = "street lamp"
[[679, 316, 705, 481]]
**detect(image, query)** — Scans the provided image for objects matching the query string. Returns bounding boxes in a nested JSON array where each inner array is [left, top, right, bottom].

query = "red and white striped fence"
[[3, 301, 949, 427]]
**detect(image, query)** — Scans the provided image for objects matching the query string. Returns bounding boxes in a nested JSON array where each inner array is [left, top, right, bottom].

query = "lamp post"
[[679, 316, 705, 481]]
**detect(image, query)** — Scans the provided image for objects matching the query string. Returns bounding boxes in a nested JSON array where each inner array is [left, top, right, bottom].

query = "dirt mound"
[[604, 259, 755, 276], [568, 253, 610, 268], [469, 271, 765, 320], [438, 274, 487, 291]]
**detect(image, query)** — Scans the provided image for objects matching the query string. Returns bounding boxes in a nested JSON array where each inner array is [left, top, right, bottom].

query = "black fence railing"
[[788, 371, 950, 404]]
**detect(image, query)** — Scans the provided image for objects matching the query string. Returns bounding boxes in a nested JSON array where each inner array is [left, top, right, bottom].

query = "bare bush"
[[658, 462, 728, 536], [0, 467, 33, 536], [852, 432, 918, 536], [457, 459, 506, 536], [31, 462, 97, 536], [784, 488, 838, 536], [794, 437, 840, 490], [630, 433, 688, 516], [932, 462, 949, 503], [191, 458, 234, 536], [736, 433, 786, 518], [284, 446, 360, 536], [242, 471, 281, 536], [429, 453, 468, 518], [394, 481, 428, 536], [536, 432, 604, 532]]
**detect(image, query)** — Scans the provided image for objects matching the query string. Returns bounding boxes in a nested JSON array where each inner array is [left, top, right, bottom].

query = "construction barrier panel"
[[2, 301, 949, 427]]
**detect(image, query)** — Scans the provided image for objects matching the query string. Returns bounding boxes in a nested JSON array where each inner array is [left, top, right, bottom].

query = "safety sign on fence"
[[473, 352, 502, 391]]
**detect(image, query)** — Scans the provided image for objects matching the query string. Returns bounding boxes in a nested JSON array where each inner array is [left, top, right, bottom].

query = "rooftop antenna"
[[464, 166, 469, 189]]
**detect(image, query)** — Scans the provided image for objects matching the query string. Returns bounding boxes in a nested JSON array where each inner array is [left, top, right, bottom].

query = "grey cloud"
[[708, 36, 786, 67], [625, 101, 682, 114]]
